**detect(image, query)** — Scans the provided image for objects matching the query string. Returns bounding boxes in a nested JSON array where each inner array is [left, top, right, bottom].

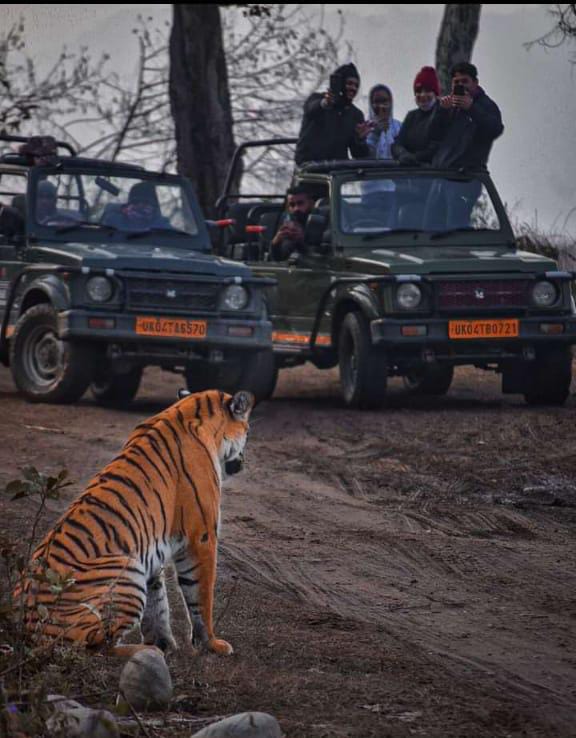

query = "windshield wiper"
[[125, 227, 191, 240], [361, 229, 423, 242], [429, 227, 495, 241], [54, 221, 120, 235]]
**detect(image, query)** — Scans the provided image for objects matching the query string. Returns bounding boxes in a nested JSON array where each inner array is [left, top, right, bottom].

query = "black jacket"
[[295, 93, 370, 166], [432, 88, 504, 170], [391, 105, 449, 164]]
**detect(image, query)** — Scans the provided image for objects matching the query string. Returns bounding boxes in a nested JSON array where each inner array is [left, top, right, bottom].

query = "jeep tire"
[[91, 365, 143, 407], [523, 346, 573, 406], [338, 312, 388, 409], [403, 365, 454, 396], [185, 349, 277, 404], [10, 304, 93, 404]]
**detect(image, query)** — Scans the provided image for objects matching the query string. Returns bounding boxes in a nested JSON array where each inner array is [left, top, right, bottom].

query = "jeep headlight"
[[532, 280, 557, 307], [86, 276, 114, 303], [222, 285, 249, 311], [396, 283, 422, 310]]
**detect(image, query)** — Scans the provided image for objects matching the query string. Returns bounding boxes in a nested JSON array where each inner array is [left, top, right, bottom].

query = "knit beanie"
[[413, 66, 440, 96]]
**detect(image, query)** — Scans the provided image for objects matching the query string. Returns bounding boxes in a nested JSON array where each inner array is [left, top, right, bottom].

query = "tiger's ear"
[[228, 391, 254, 421], [177, 389, 191, 400]]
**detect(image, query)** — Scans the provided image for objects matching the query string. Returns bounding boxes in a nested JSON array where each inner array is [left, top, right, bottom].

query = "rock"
[[46, 700, 119, 738], [191, 712, 282, 738], [118, 649, 173, 711]]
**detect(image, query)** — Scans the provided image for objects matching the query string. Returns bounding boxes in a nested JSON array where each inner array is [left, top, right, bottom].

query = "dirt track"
[[1, 362, 576, 737]]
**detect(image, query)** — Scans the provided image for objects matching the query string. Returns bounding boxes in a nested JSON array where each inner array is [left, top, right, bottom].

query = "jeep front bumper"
[[371, 315, 576, 361], [58, 309, 272, 352]]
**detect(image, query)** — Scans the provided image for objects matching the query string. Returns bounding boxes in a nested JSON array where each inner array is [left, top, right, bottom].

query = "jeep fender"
[[331, 284, 380, 348], [18, 275, 70, 316]]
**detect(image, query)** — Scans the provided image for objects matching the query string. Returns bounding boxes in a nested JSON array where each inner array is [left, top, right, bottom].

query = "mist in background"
[[0, 3, 574, 235]]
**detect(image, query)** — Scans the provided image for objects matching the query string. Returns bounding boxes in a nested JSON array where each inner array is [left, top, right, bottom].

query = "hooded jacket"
[[295, 63, 370, 166], [365, 84, 402, 160]]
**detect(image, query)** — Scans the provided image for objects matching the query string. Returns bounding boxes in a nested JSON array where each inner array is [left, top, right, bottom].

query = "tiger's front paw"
[[208, 637, 233, 656]]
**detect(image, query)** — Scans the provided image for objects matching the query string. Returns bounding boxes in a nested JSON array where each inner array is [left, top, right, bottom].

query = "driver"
[[103, 182, 172, 231], [35, 181, 59, 224]]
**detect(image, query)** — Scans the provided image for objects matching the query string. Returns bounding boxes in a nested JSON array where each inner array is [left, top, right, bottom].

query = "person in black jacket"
[[424, 62, 504, 230], [433, 61, 504, 171], [295, 63, 371, 166], [392, 66, 448, 166]]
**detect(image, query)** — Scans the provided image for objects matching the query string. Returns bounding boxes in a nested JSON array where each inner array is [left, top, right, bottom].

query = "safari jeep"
[[0, 135, 274, 405], [215, 139, 576, 409]]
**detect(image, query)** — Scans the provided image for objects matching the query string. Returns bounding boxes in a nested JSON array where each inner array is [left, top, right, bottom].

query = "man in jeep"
[[295, 63, 372, 166], [270, 185, 315, 261]]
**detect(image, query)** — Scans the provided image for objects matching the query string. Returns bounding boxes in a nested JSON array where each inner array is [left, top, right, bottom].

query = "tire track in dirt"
[[220, 371, 576, 730]]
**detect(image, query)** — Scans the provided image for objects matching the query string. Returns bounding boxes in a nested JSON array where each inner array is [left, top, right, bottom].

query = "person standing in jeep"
[[295, 63, 371, 166], [434, 62, 504, 171]]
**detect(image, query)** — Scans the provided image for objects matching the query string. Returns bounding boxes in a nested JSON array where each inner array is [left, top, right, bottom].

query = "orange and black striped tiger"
[[13, 389, 254, 658]]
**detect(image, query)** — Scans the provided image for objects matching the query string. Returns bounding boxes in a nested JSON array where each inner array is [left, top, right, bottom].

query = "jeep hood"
[[342, 246, 558, 276], [31, 241, 251, 277]]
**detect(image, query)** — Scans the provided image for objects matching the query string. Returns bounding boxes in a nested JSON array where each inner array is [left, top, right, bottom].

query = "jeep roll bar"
[[216, 137, 298, 215], [0, 133, 77, 158]]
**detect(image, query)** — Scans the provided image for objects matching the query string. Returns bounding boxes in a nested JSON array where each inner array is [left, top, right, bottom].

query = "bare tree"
[[525, 4, 576, 62], [0, 20, 109, 137], [435, 4, 482, 95]]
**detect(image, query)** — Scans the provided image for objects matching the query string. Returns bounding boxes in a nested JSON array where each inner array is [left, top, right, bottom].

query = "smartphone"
[[453, 83, 466, 97], [329, 73, 345, 104]]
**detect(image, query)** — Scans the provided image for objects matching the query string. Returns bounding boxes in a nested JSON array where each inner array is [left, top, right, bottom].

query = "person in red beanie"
[[391, 66, 448, 165]]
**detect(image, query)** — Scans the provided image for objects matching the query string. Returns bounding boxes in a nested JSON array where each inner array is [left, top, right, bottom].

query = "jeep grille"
[[126, 279, 219, 312], [437, 280, 530, 310]]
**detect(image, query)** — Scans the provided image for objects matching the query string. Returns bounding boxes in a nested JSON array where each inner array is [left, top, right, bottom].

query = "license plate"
[[135, 316, 207, 339], [449, 319, 519, 340]]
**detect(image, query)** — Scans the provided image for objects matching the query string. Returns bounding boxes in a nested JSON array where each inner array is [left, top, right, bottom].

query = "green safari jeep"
[[0, 135, 274, 405], [215, 139, 576, 408]]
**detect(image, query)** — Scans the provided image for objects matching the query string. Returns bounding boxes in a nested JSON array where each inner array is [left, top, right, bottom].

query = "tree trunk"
[[169, 5, 236, 217], [435, 4, 482, 95]]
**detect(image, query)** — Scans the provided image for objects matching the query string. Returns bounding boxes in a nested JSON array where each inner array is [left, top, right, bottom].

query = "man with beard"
[[295, 63, 371, 166], [270, 186, 315, 261]]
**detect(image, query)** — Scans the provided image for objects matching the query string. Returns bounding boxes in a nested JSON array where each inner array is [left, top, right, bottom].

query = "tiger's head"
[[177, 388, 254, 477]]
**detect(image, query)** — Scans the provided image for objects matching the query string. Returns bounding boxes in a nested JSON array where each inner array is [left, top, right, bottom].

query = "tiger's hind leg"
[[140, 569, 177, 652]]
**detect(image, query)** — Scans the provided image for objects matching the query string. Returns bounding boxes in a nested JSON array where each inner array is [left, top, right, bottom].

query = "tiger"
[[13, 389, 254, 658]]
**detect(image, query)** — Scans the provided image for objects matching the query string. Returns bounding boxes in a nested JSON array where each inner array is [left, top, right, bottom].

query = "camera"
[[453, 83, 466, 97]]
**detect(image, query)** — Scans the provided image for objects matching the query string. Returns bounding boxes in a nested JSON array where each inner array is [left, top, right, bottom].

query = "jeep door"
[[249, 251, 337, 348], [0, 171, 28, 329]]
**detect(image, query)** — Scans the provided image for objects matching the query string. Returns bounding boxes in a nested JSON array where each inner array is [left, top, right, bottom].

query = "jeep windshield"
[[30, 170, 202, 247], [338, 174, 504, 243]]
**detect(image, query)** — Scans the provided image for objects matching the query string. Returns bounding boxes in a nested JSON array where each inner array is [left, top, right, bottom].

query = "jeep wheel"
[[523, 346, 573, 406], [235, 350, 278, 402], [91, 365, 143, 407], [9, 304, 93, 404], [338, 312, 387, 409], [403, 365, 454, 396], [185, 350, 278, 404]]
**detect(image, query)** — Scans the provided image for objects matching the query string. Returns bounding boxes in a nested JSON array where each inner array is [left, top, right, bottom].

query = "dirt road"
[[1, 363, 576, 738]]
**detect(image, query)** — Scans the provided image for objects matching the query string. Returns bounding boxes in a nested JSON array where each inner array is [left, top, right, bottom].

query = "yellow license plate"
[[135, 316, 207, 339], [449, 319, 519, 340]]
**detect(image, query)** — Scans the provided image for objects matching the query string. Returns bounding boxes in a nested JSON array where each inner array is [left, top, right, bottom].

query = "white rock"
[[191, 712, 282, 738], [118, 648, 173, 711], [46, 705, 119, 738]]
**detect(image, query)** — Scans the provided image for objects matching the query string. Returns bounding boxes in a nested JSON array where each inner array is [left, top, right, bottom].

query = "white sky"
[[0, 4, 574, 235]]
